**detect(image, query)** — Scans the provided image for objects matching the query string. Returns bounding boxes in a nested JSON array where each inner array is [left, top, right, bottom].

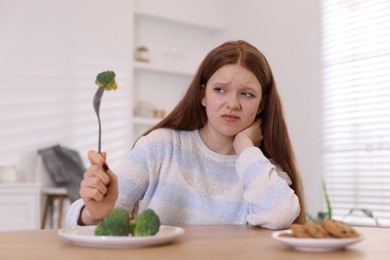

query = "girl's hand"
[[78, 150, 118, 225], [233, 119, 263, 155]]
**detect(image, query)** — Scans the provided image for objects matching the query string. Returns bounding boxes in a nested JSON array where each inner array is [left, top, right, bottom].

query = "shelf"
[[134, 8, 225, 31], [133, 116, 161, 126], [133, 61, 194, 76], [130, 1, 224, 144]]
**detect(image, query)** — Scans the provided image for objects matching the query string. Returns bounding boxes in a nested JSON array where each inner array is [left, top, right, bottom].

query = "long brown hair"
[[141, 40, 306, 223]]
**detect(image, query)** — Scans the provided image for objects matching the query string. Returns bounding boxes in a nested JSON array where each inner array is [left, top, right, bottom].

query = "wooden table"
[[0, 225, 388, 259]]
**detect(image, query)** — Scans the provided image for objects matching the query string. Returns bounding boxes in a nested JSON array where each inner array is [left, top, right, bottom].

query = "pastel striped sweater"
[[66, 128, 300, 229]]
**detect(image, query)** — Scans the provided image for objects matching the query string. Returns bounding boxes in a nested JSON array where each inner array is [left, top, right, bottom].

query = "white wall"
[[0, 0, 134, 180], [0, 0, 322, 216], [218, 0, 323, 216]]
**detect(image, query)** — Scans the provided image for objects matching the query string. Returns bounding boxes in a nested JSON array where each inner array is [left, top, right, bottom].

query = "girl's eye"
[[214, 87, 226, 94], [242, 92, 255, 97]]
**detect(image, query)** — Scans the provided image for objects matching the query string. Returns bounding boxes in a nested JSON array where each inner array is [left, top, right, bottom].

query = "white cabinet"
[[130, 0, 225, 142], [0, 183, 40, 232]]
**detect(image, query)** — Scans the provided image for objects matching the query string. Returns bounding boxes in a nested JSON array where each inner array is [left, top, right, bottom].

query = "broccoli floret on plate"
[[95, 70, 118, 90], [130, 208, 161, 236], [95, 208, 130, 236]]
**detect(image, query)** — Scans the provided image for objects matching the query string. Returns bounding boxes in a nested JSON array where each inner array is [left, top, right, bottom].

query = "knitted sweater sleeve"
[[236, 147, 300, 229]]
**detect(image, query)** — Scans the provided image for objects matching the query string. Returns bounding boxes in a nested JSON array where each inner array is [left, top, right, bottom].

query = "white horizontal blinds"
[[0, 28, 133, 175], [321, 0, 390, 226]]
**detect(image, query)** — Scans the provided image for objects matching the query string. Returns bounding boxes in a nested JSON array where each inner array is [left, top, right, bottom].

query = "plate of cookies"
[[272, 219, 364, 252]]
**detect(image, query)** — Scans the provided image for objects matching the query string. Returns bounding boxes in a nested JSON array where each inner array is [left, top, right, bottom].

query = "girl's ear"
[[257, 95, 267, 114], [200, 84, 206, 107]]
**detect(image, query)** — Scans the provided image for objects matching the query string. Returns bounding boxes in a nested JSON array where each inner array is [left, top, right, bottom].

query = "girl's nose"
[[226, 95, 241, 110]]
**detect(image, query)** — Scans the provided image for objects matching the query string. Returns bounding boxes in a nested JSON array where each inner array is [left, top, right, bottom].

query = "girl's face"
[[201, 64, 263, 139]]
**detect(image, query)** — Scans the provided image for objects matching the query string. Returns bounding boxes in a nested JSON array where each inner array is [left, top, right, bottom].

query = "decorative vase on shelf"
[[135, 46, 150, 63]]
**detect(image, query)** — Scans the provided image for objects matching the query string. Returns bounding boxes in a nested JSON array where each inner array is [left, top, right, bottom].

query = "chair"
[[35, 155, 68, 229]]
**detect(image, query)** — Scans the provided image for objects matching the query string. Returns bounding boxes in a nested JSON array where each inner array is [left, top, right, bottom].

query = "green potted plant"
[[308, 181, 379, 226]]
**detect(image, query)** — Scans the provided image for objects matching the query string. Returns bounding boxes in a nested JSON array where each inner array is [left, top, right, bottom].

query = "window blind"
[[321, 0, 390, 227]]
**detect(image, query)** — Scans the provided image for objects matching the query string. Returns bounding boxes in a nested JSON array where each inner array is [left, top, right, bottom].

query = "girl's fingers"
[[87, 150, 106, 168], [80, 173, 108, 200], [87, 150, 111, 182], [82, 150, 117, 204], [84, 165, 110, 185], [79, 186, 105, 202]]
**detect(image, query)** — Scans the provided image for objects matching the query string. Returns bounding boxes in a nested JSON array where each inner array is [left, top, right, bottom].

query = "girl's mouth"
[[222, 114, 240, 122]]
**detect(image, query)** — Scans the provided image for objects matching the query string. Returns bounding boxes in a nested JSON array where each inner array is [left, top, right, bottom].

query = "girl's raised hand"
[[78, 150, 118, 225], [233, 118, 263, 155]]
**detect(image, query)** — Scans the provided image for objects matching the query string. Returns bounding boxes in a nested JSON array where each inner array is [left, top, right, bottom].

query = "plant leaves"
[[345, 208, 380, 226], [322, 181, 332, 219]]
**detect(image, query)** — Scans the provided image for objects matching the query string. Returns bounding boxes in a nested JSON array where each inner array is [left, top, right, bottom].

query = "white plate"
[[58, 225, 185, 249], [272, 230, 365, 252]]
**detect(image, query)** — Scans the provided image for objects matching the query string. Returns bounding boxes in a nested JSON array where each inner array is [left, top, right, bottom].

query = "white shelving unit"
[[133, 116, 160, 126], [130, 0, 225, 142], [0, 182, 41, 231], [133, 61, 194, 76], [133, 8, 225, 31]]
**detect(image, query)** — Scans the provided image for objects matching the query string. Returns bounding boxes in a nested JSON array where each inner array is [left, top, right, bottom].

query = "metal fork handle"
[[96, 111, 102, 153], [93, 87, 105, 153]]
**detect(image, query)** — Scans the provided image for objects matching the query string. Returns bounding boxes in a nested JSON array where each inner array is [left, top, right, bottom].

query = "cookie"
[[321, 219, 359, 238], [303, 220, 333, 238], [289, 223, 311, 238]]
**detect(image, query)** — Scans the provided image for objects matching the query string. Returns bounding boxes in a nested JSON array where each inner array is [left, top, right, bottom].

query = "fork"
[[93, 87, 105, 153]]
